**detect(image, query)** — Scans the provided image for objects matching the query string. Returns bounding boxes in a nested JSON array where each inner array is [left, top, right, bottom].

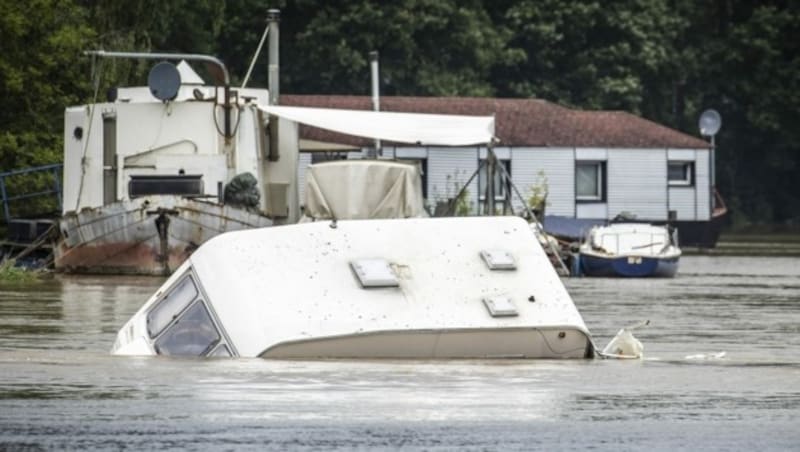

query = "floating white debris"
[[685, 351, 727, 360], [599, 320, 649, 359]]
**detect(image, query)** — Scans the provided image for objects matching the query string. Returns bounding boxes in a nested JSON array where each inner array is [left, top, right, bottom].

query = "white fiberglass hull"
[[112, 216, 595, 359], [261, 328, 592, 359]]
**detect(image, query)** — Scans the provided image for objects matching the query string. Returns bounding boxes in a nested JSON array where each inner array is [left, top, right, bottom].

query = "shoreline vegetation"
[[0, 259, 46, 283]]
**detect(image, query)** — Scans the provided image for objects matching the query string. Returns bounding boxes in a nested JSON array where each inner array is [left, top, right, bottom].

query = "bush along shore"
[[0, 259, 45, 283]]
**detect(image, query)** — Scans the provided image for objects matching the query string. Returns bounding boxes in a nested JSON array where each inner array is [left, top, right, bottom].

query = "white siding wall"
[[427, 147, 479, 213], [667, 149, 695, 161], [511, 147, 575, 216], [295, 144, 706, 222], [395, 147, 428, 159], [577, 203, 608, 218], [608, 149, 667, 220], [665, 148, 712, 221], [296, 153, 312, 208], [668, 187, 696, 220], [668, 149, 697, 221], [478, 147, 511, 160], [695, 149, 711, 220], [575, 148, 608, 161]]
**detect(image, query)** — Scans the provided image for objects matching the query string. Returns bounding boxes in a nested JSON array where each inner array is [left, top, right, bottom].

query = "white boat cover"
[[584, 223, 680, 257], [304, 160, 427, 220], [258, 105, 495, 146]]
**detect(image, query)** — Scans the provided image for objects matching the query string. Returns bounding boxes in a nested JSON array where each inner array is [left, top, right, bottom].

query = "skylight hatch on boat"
[[480, 249, 517, 270], [350, 259, 399, 288], [482, 296, 519, 317]]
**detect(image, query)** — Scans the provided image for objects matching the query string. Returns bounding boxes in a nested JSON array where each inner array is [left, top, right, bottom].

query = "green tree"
[[494, 0, 682, 113], [81, 1, 226, 90], [667, 1, 800, 226], [0, 0, 94, 172], [272, 0, 517, 96]]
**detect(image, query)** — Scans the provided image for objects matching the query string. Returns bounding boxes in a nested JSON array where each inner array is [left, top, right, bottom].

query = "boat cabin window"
[[153, 301, 221, 356], [128, 174, 204, 198], [146, 271, 235, 357], [576, 161, 606, 202], [147, 276, 198, 338], [668, 162, 694, 186]]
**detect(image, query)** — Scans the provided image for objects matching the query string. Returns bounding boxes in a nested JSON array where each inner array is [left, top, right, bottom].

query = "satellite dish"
[[698, 109, 722, 137], [148, 62, 181, 101]]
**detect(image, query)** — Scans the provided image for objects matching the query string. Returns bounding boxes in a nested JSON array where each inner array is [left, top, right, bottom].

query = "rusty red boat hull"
[[55, 196, 273, 275]]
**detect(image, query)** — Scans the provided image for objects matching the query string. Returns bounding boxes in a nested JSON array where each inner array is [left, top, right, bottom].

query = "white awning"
[[258, 105, 494, 146]]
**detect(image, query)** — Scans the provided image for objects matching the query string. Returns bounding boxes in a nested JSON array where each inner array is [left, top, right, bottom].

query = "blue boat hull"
[[579, 254, 679, 277]]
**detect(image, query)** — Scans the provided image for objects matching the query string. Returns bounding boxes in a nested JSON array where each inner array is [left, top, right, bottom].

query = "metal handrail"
[[0, 163, 63, 223]]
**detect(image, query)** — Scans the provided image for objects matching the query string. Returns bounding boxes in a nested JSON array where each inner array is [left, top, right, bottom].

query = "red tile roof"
[[279, 95, 710, 149]]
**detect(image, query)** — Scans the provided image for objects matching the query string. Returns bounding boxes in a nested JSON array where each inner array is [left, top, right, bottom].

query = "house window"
[[478, 159, 510, 201], [576, 161, 605, 201], [668, 161, 694, 186]]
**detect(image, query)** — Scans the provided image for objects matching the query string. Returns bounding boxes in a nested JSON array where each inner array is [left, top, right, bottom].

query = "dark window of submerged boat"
[[146, 276, 198, 338], [154, 301, 221, 356]]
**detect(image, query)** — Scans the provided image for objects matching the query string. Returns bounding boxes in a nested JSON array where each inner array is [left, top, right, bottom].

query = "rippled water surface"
[[1, 256, 798, 450]]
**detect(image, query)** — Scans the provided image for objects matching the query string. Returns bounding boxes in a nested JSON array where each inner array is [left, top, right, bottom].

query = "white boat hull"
[[577, 223, 681, 278], [262, 328, 592, 359]]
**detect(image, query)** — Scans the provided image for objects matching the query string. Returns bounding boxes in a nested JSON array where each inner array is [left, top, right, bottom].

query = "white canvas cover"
[[586, 223, 680, 257], [303, 160, 427, 220], [258, 105, 494, 146]]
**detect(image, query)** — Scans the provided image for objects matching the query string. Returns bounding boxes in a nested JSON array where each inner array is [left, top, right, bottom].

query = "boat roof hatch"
[[350, 259, 399, 288], [480, 249, 517, 270]]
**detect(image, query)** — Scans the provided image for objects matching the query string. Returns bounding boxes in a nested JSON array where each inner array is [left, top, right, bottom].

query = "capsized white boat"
[[111, 216, 595, 359]]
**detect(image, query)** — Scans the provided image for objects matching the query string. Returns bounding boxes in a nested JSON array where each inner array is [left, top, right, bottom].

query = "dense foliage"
[[0, 0, 797, 228]]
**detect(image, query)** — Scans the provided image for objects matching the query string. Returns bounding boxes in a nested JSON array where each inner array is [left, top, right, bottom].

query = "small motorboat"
[[578, 223, 681, 277], [111, 216, 596, 359]]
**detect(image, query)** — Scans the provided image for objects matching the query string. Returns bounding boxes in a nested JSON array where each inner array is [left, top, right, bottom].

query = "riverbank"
[[684, 232, 800, 256]]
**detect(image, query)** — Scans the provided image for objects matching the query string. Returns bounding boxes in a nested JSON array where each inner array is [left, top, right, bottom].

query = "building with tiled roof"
[[281, 95, 709, 149], [282, 95, 723, 247]]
